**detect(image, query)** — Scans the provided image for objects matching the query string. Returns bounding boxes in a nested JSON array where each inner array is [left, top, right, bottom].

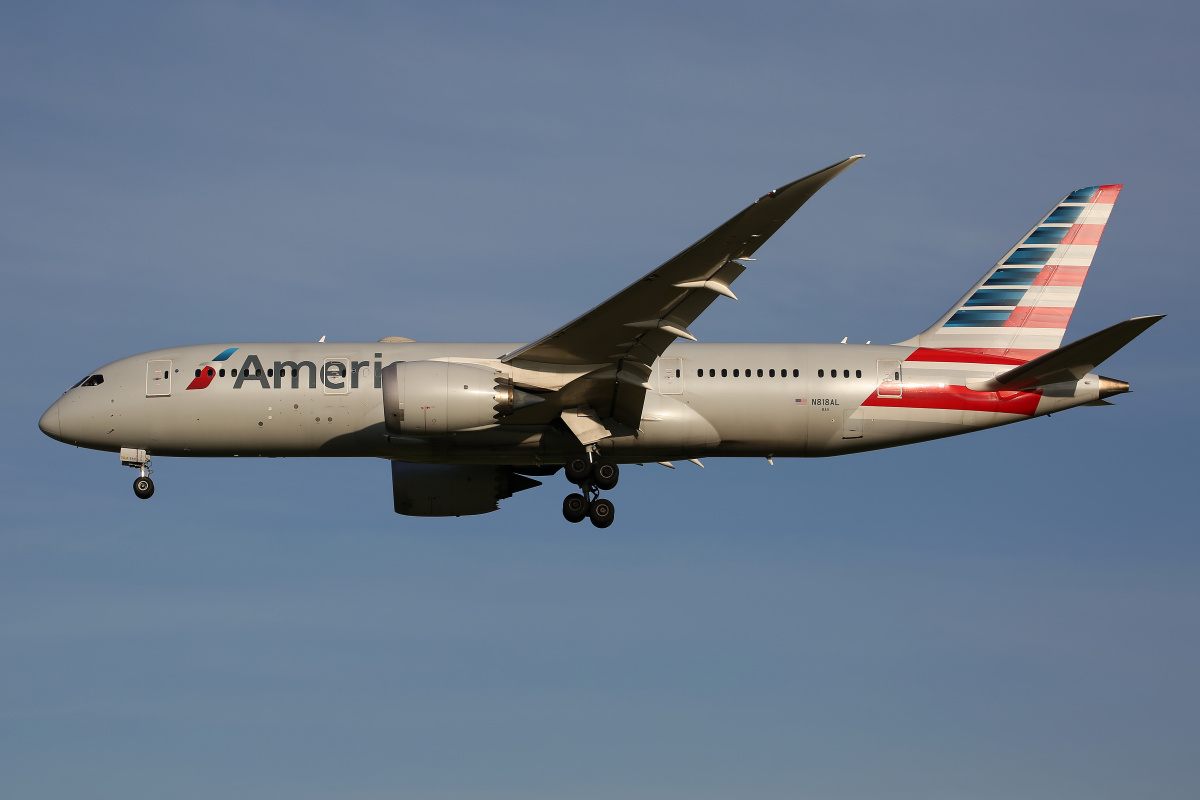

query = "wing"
[[504, 155, 864, 431]]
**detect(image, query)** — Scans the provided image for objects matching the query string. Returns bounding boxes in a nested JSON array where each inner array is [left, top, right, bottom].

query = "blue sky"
[[3, 2, 1198, 798]]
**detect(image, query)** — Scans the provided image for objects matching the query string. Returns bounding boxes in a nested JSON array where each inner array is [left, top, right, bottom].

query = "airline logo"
[[184, 349, 386, 391], [185, 348, 239, 390]]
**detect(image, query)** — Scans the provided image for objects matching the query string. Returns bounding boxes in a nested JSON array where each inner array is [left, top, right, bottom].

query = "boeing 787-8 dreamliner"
[[39, 156, 1162, 527]]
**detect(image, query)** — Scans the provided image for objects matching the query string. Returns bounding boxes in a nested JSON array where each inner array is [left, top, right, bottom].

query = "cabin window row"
[[194, 366, 352, 379], [695, 368, 801, 378], [693, 368, 863, 378], [197, 367, 272, 378]]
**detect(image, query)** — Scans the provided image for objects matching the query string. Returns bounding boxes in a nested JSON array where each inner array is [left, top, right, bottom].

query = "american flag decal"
[[795, 398, 808, 405]]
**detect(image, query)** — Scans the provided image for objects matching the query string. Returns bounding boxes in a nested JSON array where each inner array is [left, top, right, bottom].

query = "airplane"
[[38, 155, 1163, 527]]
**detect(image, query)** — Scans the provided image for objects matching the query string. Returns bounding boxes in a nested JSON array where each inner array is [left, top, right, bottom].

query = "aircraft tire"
[[563, 493, 588, 523], [133, 476, 155, 500], [564, 456, 593, 485], [593, 461, 619, 490], [588, 498, 615, 529]]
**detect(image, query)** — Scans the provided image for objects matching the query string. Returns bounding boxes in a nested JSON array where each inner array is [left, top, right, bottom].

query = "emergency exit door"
[[659, 358, 683, 394]]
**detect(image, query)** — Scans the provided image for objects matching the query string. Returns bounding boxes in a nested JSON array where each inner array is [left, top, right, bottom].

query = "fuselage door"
[[146, 359, 172, 397], [877, 359, 903, 398], [660, 357, 683, 395], [323, 358, 350, 395]]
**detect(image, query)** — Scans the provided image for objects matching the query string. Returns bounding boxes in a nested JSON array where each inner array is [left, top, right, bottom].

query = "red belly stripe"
[[862, 384, 1041, 416]]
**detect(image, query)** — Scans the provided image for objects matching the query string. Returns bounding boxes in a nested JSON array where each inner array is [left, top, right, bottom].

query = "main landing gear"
[[561, 453, 619, 528]]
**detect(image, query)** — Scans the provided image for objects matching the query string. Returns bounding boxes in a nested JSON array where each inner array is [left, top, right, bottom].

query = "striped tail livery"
[[904, 185, 1122, 359]]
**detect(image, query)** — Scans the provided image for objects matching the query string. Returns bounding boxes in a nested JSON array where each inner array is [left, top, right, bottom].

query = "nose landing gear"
[[121, 447, 154, 500], [561, 454, 619, 528]]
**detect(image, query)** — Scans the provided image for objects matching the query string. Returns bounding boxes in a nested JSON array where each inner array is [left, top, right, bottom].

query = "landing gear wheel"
[[564, 456, 593, 485], [133, 476, 155, 499], [588, 497, 615, 528], [562, 493, 588, 523], [593, 461, 619, 491]]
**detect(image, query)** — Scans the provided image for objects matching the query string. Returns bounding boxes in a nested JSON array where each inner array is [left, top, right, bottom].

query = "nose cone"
[[39, 401, 61, 440]]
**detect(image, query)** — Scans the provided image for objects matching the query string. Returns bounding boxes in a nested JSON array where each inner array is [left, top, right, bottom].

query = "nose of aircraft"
[[39, 400, 61, 439]]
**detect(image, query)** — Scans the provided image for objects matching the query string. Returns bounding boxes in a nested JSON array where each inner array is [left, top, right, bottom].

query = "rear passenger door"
[[877, 359, 902, 398]]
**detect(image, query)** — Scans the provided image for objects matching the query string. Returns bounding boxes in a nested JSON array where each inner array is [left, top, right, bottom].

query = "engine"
[[391, 462, 542, 516], [381, 360, 543, 436]]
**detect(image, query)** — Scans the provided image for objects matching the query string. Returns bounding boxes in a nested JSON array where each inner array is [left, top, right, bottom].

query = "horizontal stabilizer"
[[969, 315, 1164, 392]]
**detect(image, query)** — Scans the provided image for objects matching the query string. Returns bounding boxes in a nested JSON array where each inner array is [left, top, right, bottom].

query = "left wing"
[[503, 155, 863, 430]]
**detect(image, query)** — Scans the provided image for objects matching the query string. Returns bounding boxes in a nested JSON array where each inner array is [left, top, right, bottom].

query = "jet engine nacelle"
[[381, 360, 543, 436]]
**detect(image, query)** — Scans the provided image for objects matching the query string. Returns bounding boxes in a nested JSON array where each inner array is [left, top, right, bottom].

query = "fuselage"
[[39, 341, 1104, 465]]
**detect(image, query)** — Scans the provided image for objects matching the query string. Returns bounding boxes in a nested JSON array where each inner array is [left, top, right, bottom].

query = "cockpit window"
[[80, 375, 104, 387]]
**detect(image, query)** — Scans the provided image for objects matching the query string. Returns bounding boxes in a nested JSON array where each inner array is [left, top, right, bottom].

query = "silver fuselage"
[[40, 341, 1103, 465]]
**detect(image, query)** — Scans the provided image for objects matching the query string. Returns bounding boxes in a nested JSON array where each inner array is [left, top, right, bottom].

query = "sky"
[[3, 2, 1198, 798]]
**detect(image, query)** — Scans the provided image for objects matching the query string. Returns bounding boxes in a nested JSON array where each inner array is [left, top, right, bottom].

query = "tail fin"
[[903, 184, 1122, 360]]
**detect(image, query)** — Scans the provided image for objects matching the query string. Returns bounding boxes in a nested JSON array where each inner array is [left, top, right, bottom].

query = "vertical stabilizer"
[[904, 185, 1122, 360]]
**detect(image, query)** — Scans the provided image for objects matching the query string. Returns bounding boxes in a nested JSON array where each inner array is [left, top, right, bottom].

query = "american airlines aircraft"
[[39, 156, 1162, 527]]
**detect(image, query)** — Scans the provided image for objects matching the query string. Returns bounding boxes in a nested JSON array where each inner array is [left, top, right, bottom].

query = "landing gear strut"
[[561, 451, 619, 528]]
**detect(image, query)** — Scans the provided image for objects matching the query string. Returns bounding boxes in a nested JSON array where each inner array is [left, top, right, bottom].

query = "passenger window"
[[792, 369, 799, 377], [709, 369, 715, 377], [195, 369, 201, 377], [219, 369, 225, 377], [697, 369, 703, 377], [675, 369, 680, 378], [843, 370, 849, 378], [81, 375, 104, 387], [256, 369, 262, 378], [269, 368, 274, 377], [818, 369, 824, 377], [831, 369, 837, 378], [733, 369, 739, 377], [721, 369, 727, 377], [769, 369, 775, 377], [856, 369, 862, 378], [757, 369, 763, 377], [280, 368, 287, 378], [745, 369, 750, 377]]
